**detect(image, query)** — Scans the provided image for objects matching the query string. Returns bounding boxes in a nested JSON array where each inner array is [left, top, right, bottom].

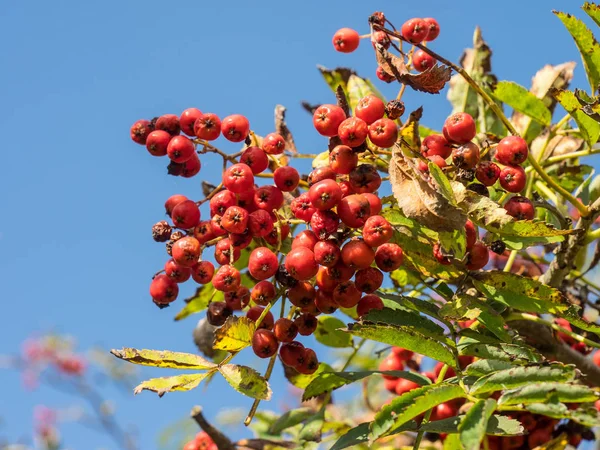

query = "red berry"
[[362, 193, 382, 215], [212, 264, 241, 292], [356, 294, 384, 317], [330, 145, 358, 174], [254, 185, 284, 211], [150, 274, 179, 305], [279, 341, 305, 367], [165, 194, 188, 216], [285, 247, 319, 281], [376, 66, 394, 83], [309, 179, 343, 211], [313, 241, 341, 267], [214, 238, 240, 265], [315, 289, 338, 314], [363, 215, 393, 247], [308, 166, 337, 186], [413, 49, 436, 72], [431, 403, 457, 421], [368, 118, 398, 148], [499, 165, 526, 193], [172, 236, 202, 267], [240, 146, 269, 174], [179, 108, 203, 136], [249, 247, 279, 280], [288, 281, 316, 309], [131, 119, 152, 144], [292, 230, 319, 251], [452, 142, 480, 169], [210, 215, 227, 237], [333, 281, 362, 308], [395, 378, 420, 396], [192, 260, 215, 284], [274, 166, 300, 192], [297, 348, 319, 375], [155, 114, 180, 136], [247, 306, 275, 330], [433, 242, 452, 265], [171, 200, 201, 229], [248, 209, 274, 237], [465, 220, 477, 250], [423, 18, 440, 41], [313, 104, 347, 137], [372, 30, 391, 49], [252, 329, 279, 358], [221, 114, 250, 143], [379, 354, 404, 379], [251, 280, 276, 306], [264, 222, 290, 247], [165, 259, 192, 283], [466, 241, 489, 270], [401, 18, 429, 43], [338, 194, 372, 228], [262, 132, 286, 155], [504, 196, 535, 220], [354, 267, 384, 293], [223, 163, 255, 193], [194, 113, 221, 141], [375, 243, 403, 272], [338, 117, 369, 147], [341, 239, 375, 270], [427, 155, 447, 170], [383, 378, 398, 393], [291, 193, 317, 222], [221, 206, 249, 234], [145, 130, 171, 157], [434, 361, 456, 379], [338, 180, 355, 197], [349, 164, 382, 194], [310, 210, 340, 240], [332, 28, 360, 53], [181, 153, 201, 178], [421, 134, 451, 159], [273, 318, 298, 343], [355, 95, 386, 125], [475, 161, 501, 186], [496, 136, 528, 166], [295, 313, 318, 336], [236, 189, 257, 213], [391, 347, 414, 361], [443, 112, 476, 144], [210, 190, 237, 216], [224, 286, 250, 311], [167, 135, 195, 163], [183, 442, 197, 450], [527, 429, 552, 449], [188, 222, 215, 242], [555, 318, 575, 344]]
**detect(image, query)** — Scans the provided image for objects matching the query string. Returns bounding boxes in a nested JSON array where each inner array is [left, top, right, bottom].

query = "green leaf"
[[554, 10, 600, 94], [583, 2, 600, 27], [429, 162, 457, 206], [110, 348, 217, 370], [499, 382, 598, 405], [346, 322, 456, 367], [314, 316, 352, 348], [443, 433, 463, 450], [470, 363, 575, 395], [459, 399, 496, 450], [213, 316, 256, 352], [459, 342, 542, 364], [552, 88, 600, 145], [486, 415, 525, 436], [268, 408, 316, 434], [379, 292, 442, 321], [465, 359, 515, 377], [133, 372, 211, 397], [439, 228, 467, 260], [491, 81, 551, 125], [346, 74, 384, 112], [524, 402, 600, 427], [312, 150, 330, 169], [219, 364, 272, 400], [330, 422, 370, 450], [299, 410, 324, 442], [302, 370, 431, 402], [363, 307, 450, 344], [371, 383, 465, 440], [548, 164, 594, 192], [318, 65, 352, 93], [284, 362, 333, 389], [174, 284, 222, 321]]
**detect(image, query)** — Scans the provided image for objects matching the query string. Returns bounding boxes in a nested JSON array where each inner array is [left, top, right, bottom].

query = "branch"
[[190, 406, 235, 450]]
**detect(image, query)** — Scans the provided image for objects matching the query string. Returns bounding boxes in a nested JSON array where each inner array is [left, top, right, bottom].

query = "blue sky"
[[0, 0, 593, 448]]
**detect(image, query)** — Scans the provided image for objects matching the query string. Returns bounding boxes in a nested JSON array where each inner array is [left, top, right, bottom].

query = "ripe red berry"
[[223, 163, 255, 193], [273, 318, 298, 343], [375, 243, 404, 272], [349, 164, 382, 193], [150, 274, 179, 304], [279, 341, 305, 367], [224, 286, 250, 311], [431, 403, 457, 421], [240, 146, 269, 174], [333, 281, 362, 308], [504, 196, 535, 220], [221, 206, 249, 234], [527, 428, 552, 449], [332, 28, 360, 53], [391, 347, 414, 361], [443, 112, 476, 144], [340, 181, 356, 199], [315, 289, 338, 314], [210, 190, 237, 216], [247, 306, 275, 330], [194, 113, 221, 141], [297, 348, 319, 375], [413, 50, 436, 72], [130, 119, 152, 144], [329, 145, 358, 174], [421, 134, 452, 159], [395, 378, 420, 396], [179, 108, 203, 136], [308, 166, 337, 186], [181, 153, 201, 178], [165, 194, 188, 216], [291, 193, 317, 222], [379, 354, 404, 379], [338, 194, 372, 228], [426, 155, 448, 170], [145, 130, 171, 157], [221, 114, 250, 142], [433, 242, 452, 265], [292, 230, 319, 251], [167, 135, 195, 163], [252, 329, 279, 358], [210, 215, 227, 237], [264, 222, 290, 247], [248, 209, 274, 237], [401, 18, 429, 43], [363, 215, 393, 247], [355, 267, 384, 293], [465, 220, 477, 250], [313, 104, 347, 137], [499, 165, 526, 193], [274, 166, 300, 192], [295, 313, 318, 336], [192, 260, 215, 284], [496, 136, 528, 166], [338, 117, 369, 147], [251, 280, 276, 306], [376, 66, 394, 83], [214, 238, 241, 265], [310, 210, 340, 240], [155, 114, 181, 136], [288, 281, 316, 309], [362, 193, 382, 215], [423, 18, 440, 41], [355, 95, 386, 125], [212, 264, 241, 292], [285, 247, 318, 281], [165, 258, 193, 283], [262, 132, 286, 155], [452, 142, 480, 169], [466, 241, 489, 270], [253, 186, 283, 212], [313, 241, 341, 267], [171, 200, 201, 229], [171, 236, 202, 267], [475, 161, 501, 186], [368, 118, 398, 148], [309, 179, 343, 211], [249, 247, 279, 280], [341, 239, 375, 270], [357, 294, 384, 317]]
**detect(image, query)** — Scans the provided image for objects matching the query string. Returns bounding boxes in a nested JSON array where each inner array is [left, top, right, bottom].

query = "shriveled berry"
[[249, 247, 279, 280], [332, 27, 360, 53], [421, 134, 451, 159], [275, 264, 298, 288], [150, 274, 179, 305], [356, 294, 384, 317], [152, 221, 172, 242], [452, 142, 480, 169], [466, 242, 489, 270], [490, 240, 506, 255], [330, 145, 358, 174], [504, 196, 535, 220], [443, 112, 476, 144], [475, 161, 501, 186], [262, 132, 286, 155], [194, 113, 221, 141], [368, 118, 398, 148], [221, 114, 250, 142], [355, 95, 386, 125], [274, 166, 300, 192], [240, 146, 269, 174], [206, 302, 232, 326], [310, 210, 340, 240], [192, 260, 215, 284], [355, 267, 384, 293], [252, 329, 278, 358], [499, 165, 526, 193], [313, 104, 347, 137]]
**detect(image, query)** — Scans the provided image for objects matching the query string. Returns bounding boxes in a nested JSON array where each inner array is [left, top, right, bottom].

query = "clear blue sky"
[[0, 0, 591, 448]]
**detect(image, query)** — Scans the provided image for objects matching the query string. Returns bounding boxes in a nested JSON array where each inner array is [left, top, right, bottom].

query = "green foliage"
[[133, 373, 211, 397], [491, 81, 552, 125], [175, 284, 222, 321], [218, 364, 272, 400], [314, 316, 352, 348], [458, 399, 497, 450]]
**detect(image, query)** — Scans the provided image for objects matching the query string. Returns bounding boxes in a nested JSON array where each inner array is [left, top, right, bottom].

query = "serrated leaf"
[[370, 384, 465, 440], [314, 316, 352, 348], [330, 422, 370, 450], [175, 284, 222, 321], [429, 162, 456, 206], [583, 2, 600, 27], [554, 10, 600, 94], [552, 88, 600, 145], [491, 81, 551, 125], [110, 348, 217, 370], [379, 292, 442, 320], [459, 399, 496, 450], [459, 342, 542, 364], [470, 363, 575, 395], [284, 362, 333, 389], [524, 402, 600, 428], [486, 415, 525, 436], [465, 359, 515, 377], [499, 382, 598, 405], [302, 370, 431, 402], [213, 316, 256, 352], [299, 409, 324, 442], [548, 164, 594, 192], [268, 407, 316, 434], [441, 296, 510, 342], [346, 322, 456, 367], [219, 364, 272, 400], [133, 372, 211, 397], [363, 307, 450, 343]]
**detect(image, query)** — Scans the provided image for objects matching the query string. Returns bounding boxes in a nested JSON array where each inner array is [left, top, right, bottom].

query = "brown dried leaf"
[[274, 105, 298, 154]]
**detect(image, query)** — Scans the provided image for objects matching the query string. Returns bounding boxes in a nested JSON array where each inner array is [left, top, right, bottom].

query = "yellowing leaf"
[[552, 88, 600, 145], [213, 316, 256, 352], [134, 372, 211, 397], [219, 364, 272, 400], [175, 284, 222, 321], [110, 348, 216, 370]]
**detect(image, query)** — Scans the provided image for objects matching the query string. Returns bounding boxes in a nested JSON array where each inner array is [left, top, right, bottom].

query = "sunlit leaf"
[[459, 399, 496, 450], [219, 364, 272, 400], [175, 284, 222, 321], [133, 372, 211, 397], [110, 348, 216, 370], [499, 382, 598, 405], [552, 88, 600, 145], [213, 316, 256, 352], [314, 316, 352, 348], [491, 81, 551, 125]]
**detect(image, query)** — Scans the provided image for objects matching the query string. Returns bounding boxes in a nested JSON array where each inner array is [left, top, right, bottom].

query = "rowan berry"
[[452, 142, 480, 169], [475, 161, 501, 186], [179, 108, 203, 136], [466, 242, 489, 270], [155, 114, 180, 136], [355, 267, 384, 293], [308, 166, 336, 186], [349, 164, 382, 193], [295, 313, 318, 336], [362, 193, 382, 215], [164, 259, 192, 283], [292, 230, 319, 251], [251, 280, 277, 306], [194, 113, 221, 141], [355, 95, 386, 125], [165, 194, 188, 216], [131, 119, 152, 144], [262, 132, 286, 155], [375, 243, 403, 272], [150, 274, 179, 304], [333, 280, 362, 308], [247, 306, 274, 330], [224, 286, 250, 311], [167, 135, 195, 163], [285, 247, 319, 281], [368, 118, 398, 148], [341, 239, 375, 270], [309, 179, 343, 211], [413, 50, 436, 72], [221, 114, 250, 143], [192, 260, 215, 284], [379, 354, 404, 379], [248, 209, 274, 237], [171, 236, 202, 267], [223, 163, 255, 194], [212, 265, 241, 292], [171, 200, 201, 229], [329, 145, 358, 174], [395, 378, 420, 396], [401, 18, 429, 43], [504, 196, 535, 220], [254, 185, 284, 211], [363, 215, 393, 247], [499, 165, 526, 193], [376, 66, 394, 83], [279, 341, 305, 368], [496, 136, 528, 166], [315, 289, 338, 314], [356, 294, 384, 316], [273, 318, 298, 343], [338, 117, 368, 147], [274, 166, 300, 192], [310, 210, 340, 240], [240, 146, 269, 174], [423, 18, 440, 41], [421, 134, 451, 159], [313, 240, 341, 267], [338, 194, 372, 228], [145, 130, 171, 157], [287, 281, 316, 309], [443, 112, 476, 144], [252, 329, 278, 358], [248, 247, 279, 280], [297, 348, 319, 374], [214, 238, 240, 265], [433, 243, 452, 265], [332, 27, 360, 53], [313, 104, 347, 137]]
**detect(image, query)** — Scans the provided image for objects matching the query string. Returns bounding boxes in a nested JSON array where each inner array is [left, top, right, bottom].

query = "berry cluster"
[[183, 431, 217, 450]]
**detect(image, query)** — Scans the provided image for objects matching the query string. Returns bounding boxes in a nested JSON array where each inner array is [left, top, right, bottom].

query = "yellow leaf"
[[219, 364, 272, 400], [110, 348, 216, 370], [213, 316, 256, 352], [134, 372, 212, 397]]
